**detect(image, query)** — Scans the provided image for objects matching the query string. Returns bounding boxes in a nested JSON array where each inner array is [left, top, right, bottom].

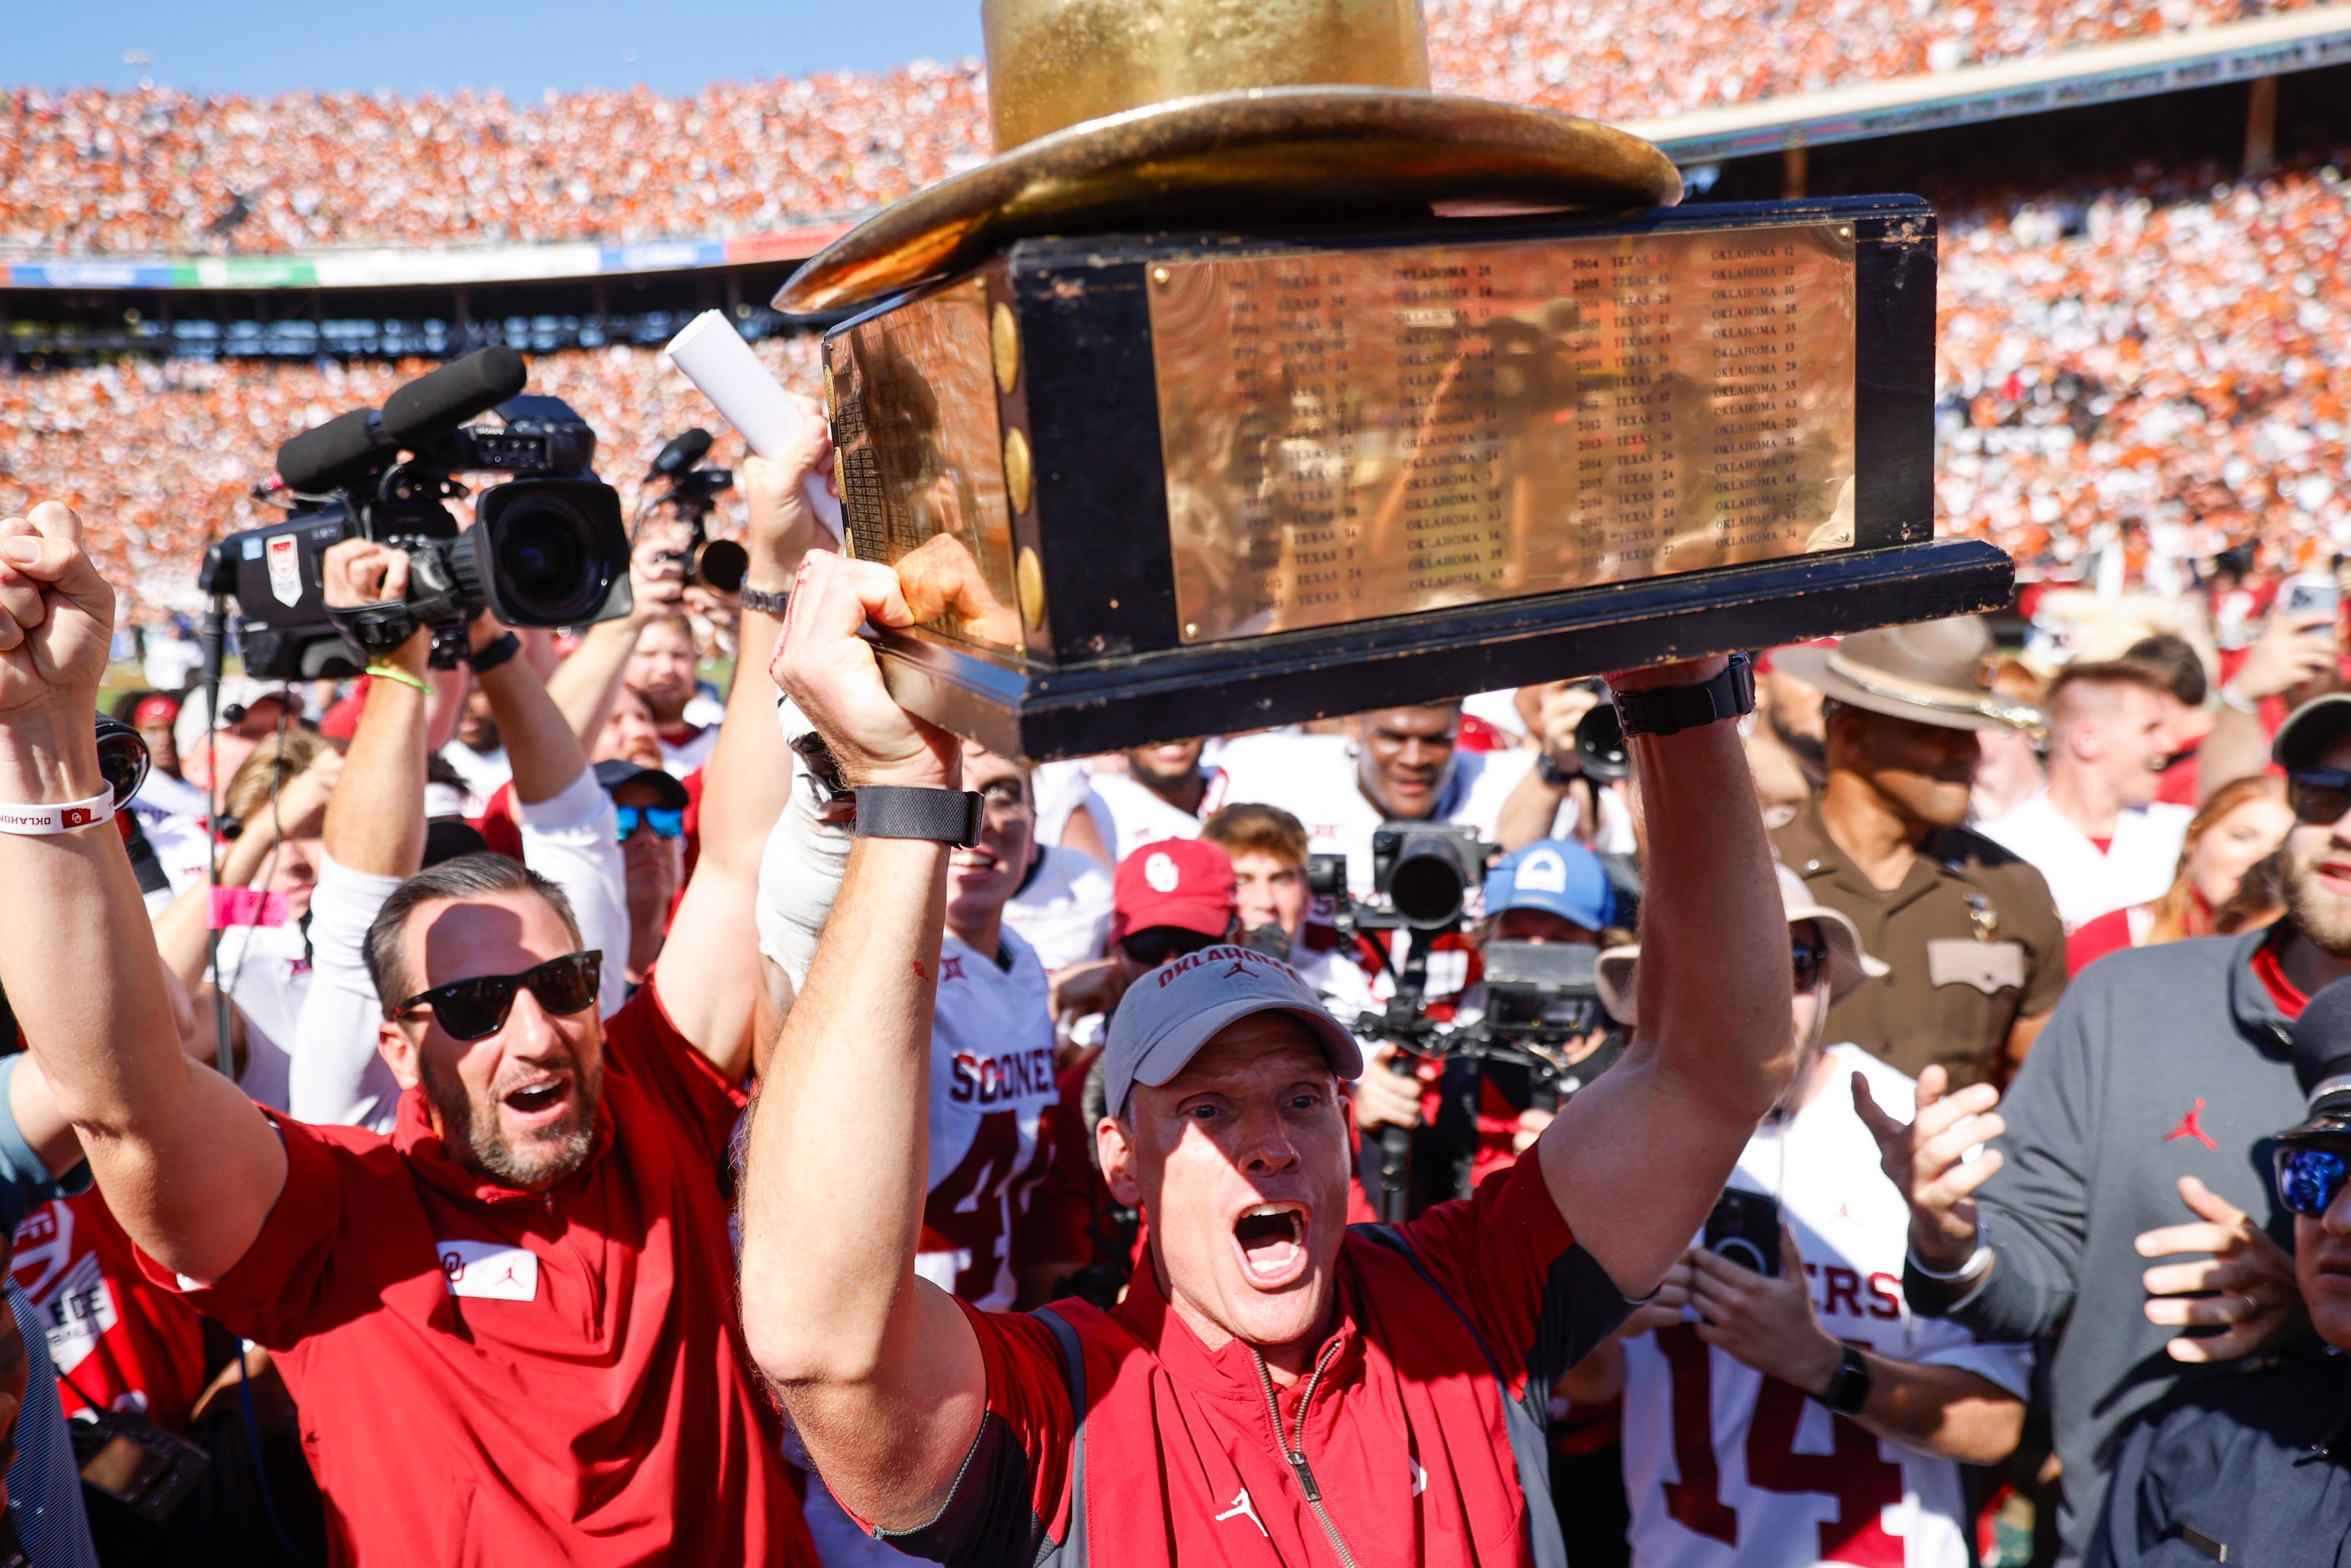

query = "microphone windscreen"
[[381, 346, 528, 444], [277, 408, 390, 493]]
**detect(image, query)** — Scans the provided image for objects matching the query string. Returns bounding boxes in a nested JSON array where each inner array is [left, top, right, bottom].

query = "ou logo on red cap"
[[1144, 852, 1181, 893]]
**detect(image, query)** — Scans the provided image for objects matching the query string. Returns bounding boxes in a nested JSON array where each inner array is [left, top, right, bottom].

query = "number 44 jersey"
[[1620, 1044, 2034, 1568], [917, 926, 1064, 1313]]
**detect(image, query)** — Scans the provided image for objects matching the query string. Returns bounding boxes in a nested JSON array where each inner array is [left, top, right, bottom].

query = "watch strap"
[[740, 584, 792, 617], [468, 630, 522, 673], [1820, 1343, 1872, 1414], [0, 790, 116, 836], [326, 599, 422, 655], [854, 785, 983, 847], [1612, 653, 1757, 738]]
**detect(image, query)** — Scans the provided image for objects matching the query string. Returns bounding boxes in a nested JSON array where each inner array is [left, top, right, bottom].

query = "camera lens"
[[475, 492, 615, 625], [1388, 844, 1468, 928]]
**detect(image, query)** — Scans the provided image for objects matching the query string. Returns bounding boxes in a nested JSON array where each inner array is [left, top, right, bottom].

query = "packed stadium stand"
[[2, 1, 2348, 619]]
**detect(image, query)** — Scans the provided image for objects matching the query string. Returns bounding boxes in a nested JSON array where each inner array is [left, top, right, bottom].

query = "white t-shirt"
[[1004, 844, 1115, 974], [1976, 787, 2192, 931], [210, 920, 310, 1112], [1216, 732, 1534, 896], [657, 723, 720, 778], [437, 740, 512, 818], [1085, 767, 1231, 865], [918, 926, 1060, 1313], [1620, 1044, 2034, 1568]]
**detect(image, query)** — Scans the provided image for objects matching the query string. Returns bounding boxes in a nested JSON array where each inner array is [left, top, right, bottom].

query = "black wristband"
[[1819, 1343, 1873, 1414], [853, 785, 984, 847], [1535, 752, 1577, 787], [469, 630, 522, 673], [326, 599, 421, 655], [1611, 653, 1757, 738], [740, 584, 791, 617]]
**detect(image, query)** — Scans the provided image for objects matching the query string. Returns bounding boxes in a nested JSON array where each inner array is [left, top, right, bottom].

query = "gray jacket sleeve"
[[1907, 964, 2101, 1339]]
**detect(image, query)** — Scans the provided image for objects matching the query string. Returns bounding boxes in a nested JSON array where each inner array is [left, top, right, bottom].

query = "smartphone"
[[1703, 1187, 1782, 1277], [2283, 571, 2339, 623]]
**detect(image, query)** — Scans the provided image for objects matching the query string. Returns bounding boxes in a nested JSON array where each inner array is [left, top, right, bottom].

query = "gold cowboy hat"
[[773, 0, 1683, 313], [1769, 616, 2046, 734]]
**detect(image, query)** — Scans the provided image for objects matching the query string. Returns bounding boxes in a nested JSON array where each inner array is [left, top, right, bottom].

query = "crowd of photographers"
[[4, 377, 2351, 1568]]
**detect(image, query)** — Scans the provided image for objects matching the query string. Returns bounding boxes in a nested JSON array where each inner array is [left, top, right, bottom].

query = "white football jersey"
[[1004, 843, 1115, 974], [1216, 732, 1533, 896], [1087, 767, 1229, 864], [918, 925, 1060, 1312], [1620, 1044, 2033, 1568]]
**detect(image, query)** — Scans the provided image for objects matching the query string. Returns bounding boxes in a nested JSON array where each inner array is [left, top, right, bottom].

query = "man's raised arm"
[[1541, 655, 1797, 1296], [738, 552, 986, 1535], [0, 503, 285, 1280]]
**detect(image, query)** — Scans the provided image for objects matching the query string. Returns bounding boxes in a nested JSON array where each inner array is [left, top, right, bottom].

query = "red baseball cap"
[[1112, 838, 1236, 943], [131, 693, 180, 728]]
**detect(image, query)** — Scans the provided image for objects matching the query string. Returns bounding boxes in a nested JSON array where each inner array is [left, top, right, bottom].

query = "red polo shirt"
[[139, 979, 813, 1568], [888, 1146, 1630, 1566]]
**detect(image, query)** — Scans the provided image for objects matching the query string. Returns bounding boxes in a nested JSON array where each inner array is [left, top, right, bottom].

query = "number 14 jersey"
[[1620, 1044, 2034, 1568]]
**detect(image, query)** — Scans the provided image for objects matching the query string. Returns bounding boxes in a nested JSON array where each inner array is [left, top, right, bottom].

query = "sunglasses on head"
[[2278, 1144, 2351, 1216], [614, 805, 686, 842], [2291, 769, 2351, 827], [394, 951, 603, 1042], [1792, 939, 1829, 995], [1120, 927, 1222, 969]]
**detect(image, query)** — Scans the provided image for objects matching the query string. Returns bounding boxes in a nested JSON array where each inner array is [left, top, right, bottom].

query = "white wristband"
[[2219, 682, 2262, 715], [1909, 1239, 1993, 1282], [0, 791, 116, 835]]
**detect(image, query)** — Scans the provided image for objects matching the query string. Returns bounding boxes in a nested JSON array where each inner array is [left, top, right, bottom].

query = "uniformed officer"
[[1772, 616, 2066, 1088]]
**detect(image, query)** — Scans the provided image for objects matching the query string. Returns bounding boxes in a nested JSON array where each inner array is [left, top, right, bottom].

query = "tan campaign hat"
[[1595, 864, 1888, 1027], [1770, 616, 2044, 734]]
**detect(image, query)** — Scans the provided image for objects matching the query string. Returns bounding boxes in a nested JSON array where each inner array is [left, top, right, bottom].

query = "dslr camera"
[[200, 346, 633, 679]]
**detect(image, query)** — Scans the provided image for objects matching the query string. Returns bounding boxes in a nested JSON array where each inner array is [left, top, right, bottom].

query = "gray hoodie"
[[1906, 928, 2308, 1564]]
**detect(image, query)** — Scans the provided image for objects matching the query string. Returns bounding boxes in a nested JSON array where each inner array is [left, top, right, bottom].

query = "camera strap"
[[0, 789, 116, 835]]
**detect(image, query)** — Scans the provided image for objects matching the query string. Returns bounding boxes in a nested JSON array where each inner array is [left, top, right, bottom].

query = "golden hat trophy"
[[775, 0, 2011, 760]]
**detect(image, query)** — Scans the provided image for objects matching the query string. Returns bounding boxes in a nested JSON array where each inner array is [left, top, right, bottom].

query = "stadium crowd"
[[0, 0, 2318, 255], [0, 336, 2338, 1564]]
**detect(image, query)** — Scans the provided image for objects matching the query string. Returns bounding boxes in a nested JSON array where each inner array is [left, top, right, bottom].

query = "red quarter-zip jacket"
[[882, 1147, 1631, 1566], [137, 979, 813, 1568]]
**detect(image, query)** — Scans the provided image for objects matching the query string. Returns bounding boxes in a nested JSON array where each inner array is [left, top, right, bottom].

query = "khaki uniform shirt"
[[1773, 795, 2067, 1090]]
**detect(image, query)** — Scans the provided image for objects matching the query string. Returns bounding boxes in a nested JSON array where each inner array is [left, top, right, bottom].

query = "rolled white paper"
[[665, 309, 843, 543]]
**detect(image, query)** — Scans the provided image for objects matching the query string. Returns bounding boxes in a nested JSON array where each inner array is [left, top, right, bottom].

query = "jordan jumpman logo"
[[1214, 1487, 1269, 1538], [2165, 1098, 2218, 1151]]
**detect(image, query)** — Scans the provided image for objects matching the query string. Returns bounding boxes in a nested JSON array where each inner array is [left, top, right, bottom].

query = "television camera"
[[200, 346, 634, 679], [1312, 822, 1618, 1219], [641, 427, 748, 594]]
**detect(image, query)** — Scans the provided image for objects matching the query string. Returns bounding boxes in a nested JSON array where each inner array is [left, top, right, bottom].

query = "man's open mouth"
[[1231, 1203, 1308, 1284], [502, 1077, 573, 1124]]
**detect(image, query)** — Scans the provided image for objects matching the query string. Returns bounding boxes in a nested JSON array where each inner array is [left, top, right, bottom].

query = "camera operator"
[[1574, 865, 2030, 1568], [741, 552, 1792, 1565], [0, 488, 823, 1561], [1502, 680, 1640, 851]]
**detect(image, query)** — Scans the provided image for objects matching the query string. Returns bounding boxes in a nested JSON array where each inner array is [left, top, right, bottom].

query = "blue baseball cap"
[[1484, 838, 1615, 931]]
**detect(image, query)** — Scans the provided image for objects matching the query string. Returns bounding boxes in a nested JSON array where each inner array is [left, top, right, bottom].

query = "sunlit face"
[[1490, 907, 1598, 946], [257, 833, 325, 921], [1354, 706, 1460, 819], [623, 620, 700, 724], [1100, 1018, 1350, 1353], [1230, 850, 1308, 939], [2190, 795, 2293, 910], [2086, 685, 2173, 808], [1127, 740, 1206, 790], [614, 778, 683, 917], [1788, 918, 1828, 1064], [2285, 738, 2351, 954], [1762, 670, 1827, 761], [948, 745, 1033, 934], [2296, 1161, 2351, 1350], [1833, 706, 1981, 829], [379, 888, 604, 1191], [457, 687, 501, 753], [594, 686, 665, 769]]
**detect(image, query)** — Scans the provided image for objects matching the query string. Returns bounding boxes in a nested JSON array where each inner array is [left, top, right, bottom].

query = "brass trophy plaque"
[[1149, 222, 1858, 644]]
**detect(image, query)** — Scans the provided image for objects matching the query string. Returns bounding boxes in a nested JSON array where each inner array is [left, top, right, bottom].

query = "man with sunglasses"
[[1870, 694, 2351, 1565], [743, 549, 1794, 1568], [594, 757, 691, 989], [2092, 976, 2351, 1568], [0, 489, 823, 1565]]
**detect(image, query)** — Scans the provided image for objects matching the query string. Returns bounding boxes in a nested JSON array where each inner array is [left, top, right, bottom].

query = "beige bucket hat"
[[1595, 863, 1888, 1027]]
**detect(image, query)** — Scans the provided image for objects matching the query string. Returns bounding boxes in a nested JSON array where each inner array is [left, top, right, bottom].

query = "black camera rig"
[[642, 427, 748, 594]]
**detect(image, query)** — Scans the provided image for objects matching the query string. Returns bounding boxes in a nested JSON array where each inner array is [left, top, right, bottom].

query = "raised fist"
[[0, 502, 114, 721]]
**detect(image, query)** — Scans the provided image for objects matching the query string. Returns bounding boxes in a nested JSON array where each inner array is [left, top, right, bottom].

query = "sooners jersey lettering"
[[919, 930, 1059, 1312]]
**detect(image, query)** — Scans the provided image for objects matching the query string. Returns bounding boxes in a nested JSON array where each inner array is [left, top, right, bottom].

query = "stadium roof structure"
[[5, 3, 2348, 297]]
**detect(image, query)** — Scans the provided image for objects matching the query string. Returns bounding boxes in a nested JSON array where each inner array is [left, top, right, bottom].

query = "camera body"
[[1370, 822, 1491, 930], [644, 427, 746, 592], [203, 359, 634, 680], [1479, 939, 1604, 1039]]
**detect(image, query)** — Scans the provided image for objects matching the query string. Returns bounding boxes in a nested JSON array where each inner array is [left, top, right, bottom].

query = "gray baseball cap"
[[1101, 944, 1364, 1117]]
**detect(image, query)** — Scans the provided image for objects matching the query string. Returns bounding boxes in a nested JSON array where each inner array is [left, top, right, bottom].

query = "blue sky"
[[6, 0, 985, 96]]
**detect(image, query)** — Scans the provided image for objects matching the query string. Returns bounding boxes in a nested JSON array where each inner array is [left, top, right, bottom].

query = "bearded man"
[[1868, 693, 2351, 1563]]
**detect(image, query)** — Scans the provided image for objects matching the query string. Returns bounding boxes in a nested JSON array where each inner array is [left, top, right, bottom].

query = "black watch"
[[853, 786, 984, 847], [1610, 653, 1756, 738], [469, 630, 522, 673], [1819, 1344, 1873, 1414]]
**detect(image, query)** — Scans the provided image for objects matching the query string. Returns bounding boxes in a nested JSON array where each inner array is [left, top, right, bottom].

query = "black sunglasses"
[[2278, 1145, 2350, 1216], [2291, 768, 2351, 827], [1792, 939, 1829, 995], [1120, 927, 1222, 969], [393, 951, 602, 1042]]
